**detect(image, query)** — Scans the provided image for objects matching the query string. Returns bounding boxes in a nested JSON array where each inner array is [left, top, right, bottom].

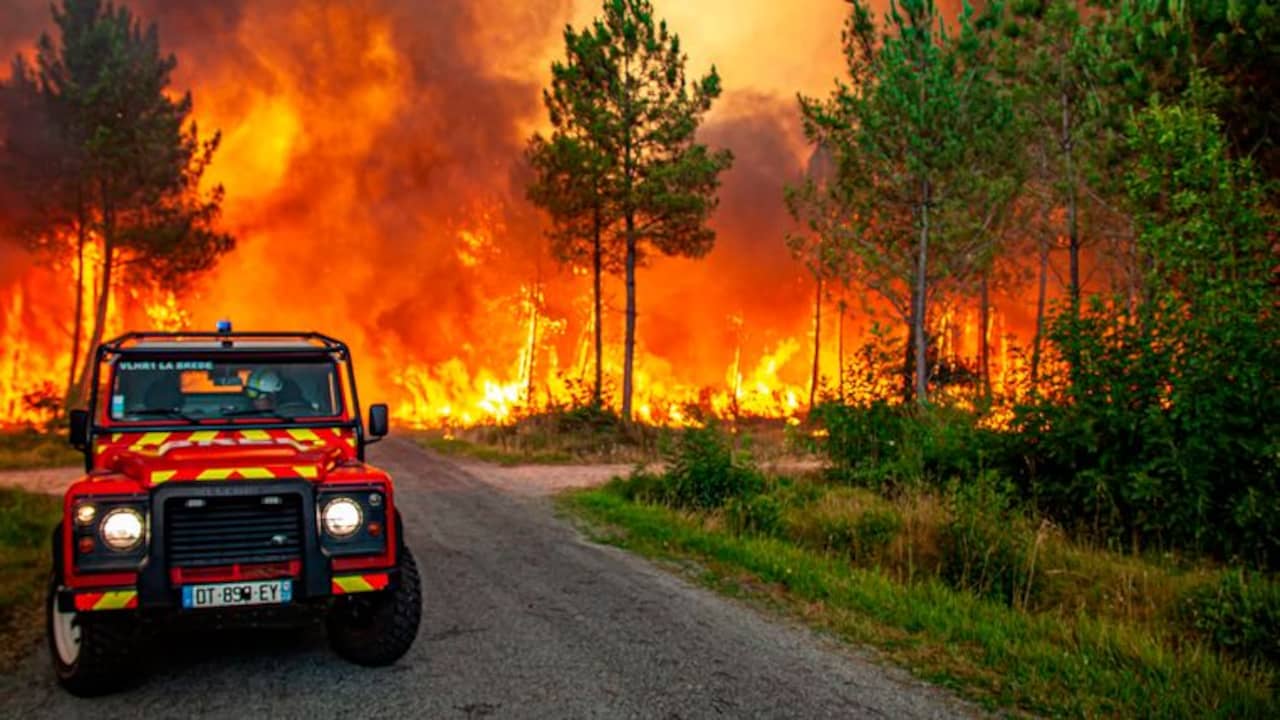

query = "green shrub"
[[1180, 570, 1280, 664], [998, 100, 1280, 569], [851, 509, 903, 563], [808, 401, 912, 488], [770, 477, 825, 509], [807, 403, 1006, 491], [725, 493, 784, 537], [940, 471, 1036, 606], [660, 423, 763, 510]]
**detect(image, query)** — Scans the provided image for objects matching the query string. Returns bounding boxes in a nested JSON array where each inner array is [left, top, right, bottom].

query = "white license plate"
[[181, 580, 292, 609]]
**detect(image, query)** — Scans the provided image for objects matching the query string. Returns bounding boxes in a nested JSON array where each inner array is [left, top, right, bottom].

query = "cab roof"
[[102, 332, 349, 356]]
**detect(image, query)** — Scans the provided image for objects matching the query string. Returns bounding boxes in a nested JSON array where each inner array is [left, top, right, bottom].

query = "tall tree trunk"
[[808, 273, 822, 412], [979, 270, 991, 401], [76, 237, 113, 403], [591, 204, 603, 408], [903, 292, 917, 403], [729, 331, 742, 422], [1030, 235, 1050, 387], [620, 47, 637, 422], [914, 181, 930, 404], [75, 187, 114, 403], [65, 211, 87, 411], [1063, 94, 1081, 315], [525, 282, 540, 407], [621, 218, 637, 422], [837, 299, 845, 404]]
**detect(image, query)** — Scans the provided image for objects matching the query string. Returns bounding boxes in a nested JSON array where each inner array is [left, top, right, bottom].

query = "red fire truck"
[[48, 328, 421, 695]]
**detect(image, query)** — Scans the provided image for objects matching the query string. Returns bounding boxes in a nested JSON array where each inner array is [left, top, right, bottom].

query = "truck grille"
[[165, 495, 304, 567]]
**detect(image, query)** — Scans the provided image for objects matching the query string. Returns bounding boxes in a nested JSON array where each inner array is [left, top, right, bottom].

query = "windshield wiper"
[[221, 408, 296, 422], [129, 408, 201, 423]]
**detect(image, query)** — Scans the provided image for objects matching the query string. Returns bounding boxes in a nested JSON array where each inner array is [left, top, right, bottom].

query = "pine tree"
[[3, 0, 233, 404], [999, 0, 1115, 371], [531, 0, 733, 421], [801, 0, 1012, 403], [527, 25, 619, 407], [785, 144, 845, 412]]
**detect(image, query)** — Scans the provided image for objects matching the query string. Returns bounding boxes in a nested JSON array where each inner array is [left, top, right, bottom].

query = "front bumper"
[[62, 479, 395, 613], [60, 570, 394, 613]]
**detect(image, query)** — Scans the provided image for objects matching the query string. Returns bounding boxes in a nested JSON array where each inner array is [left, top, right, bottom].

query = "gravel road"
[[0, 438, 974, 719]]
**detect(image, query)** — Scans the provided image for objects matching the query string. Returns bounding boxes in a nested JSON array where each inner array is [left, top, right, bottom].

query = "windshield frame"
[[93, 348, 357, 430]]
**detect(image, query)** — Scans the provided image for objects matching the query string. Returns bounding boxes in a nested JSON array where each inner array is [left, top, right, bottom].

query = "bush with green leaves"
[[1006, 93, 1279, 567], [660, 423, 764, 510], [725, 493, 784, 537], [807, 402, 1004, 490], [940, 471, 1036, 606], [1179, 570, 1280, 665], [807, 401, 911, 487]]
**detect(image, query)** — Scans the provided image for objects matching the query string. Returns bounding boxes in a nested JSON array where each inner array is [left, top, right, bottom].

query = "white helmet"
[[246, 368, 284, 398]]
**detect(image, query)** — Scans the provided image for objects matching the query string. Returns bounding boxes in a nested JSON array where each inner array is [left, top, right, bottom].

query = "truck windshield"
[[109, 358, 343, 422]]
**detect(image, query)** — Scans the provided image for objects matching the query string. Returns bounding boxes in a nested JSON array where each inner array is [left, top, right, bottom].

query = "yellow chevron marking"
[[239, 430, 271, 441], [111, 433, 122, 442], [151, 470, 177, 485], [97, 444, 109, 454], [345, 438, 356, 447], [189, 430, 219, 443], [238, 467, 275, 480], [92, 591, 136, 611], [287, 428, 320, 443], [196, 468, 233, 481], [294, 466, 319, 479], [132, 432, 171, 449], [334, 576, 376, 594]]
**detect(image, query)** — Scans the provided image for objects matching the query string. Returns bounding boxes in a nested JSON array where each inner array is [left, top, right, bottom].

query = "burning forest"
[[0, 0, 1040, 430], [0, 1, 1276, 712]]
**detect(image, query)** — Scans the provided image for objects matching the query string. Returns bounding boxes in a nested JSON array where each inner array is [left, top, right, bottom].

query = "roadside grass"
[[561, 486, 1277, 718], [0, 487, 60, 671], [0, 430, 81, 471]]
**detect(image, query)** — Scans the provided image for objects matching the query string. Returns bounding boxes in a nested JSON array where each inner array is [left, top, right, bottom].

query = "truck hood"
[[90, 427, 359, 475], [109, 442, 344, 487]]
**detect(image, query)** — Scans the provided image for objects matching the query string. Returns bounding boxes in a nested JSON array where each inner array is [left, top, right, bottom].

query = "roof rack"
[[101, 331, 350, 354]]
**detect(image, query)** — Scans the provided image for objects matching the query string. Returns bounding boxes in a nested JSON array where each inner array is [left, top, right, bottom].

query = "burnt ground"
[[0, 438, 975, 719]]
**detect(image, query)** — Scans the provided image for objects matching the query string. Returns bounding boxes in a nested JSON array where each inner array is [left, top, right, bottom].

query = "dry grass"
[[885, 491, 949, 584], [412, 413, 810, 467], [758, 481, 1236, 635], [0, 487, 60, 671], [0, 430, 81, 471]]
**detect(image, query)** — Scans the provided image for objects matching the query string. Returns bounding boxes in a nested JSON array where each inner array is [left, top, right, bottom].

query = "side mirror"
[[68, 409, 89, 451], [367, 403, 389, 441]]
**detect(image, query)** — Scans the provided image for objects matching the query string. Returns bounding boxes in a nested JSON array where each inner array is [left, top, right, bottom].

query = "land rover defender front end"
[[47, 329, 422, 696]]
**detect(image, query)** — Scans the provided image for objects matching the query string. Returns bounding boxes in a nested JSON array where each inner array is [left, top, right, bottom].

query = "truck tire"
[[327, 545, 422, 666], [47, 526, 144, 696]]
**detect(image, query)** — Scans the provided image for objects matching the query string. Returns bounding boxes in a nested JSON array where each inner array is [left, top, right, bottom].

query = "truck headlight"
[[99, 508, 145, 551], [322, 497, 363, 538]]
